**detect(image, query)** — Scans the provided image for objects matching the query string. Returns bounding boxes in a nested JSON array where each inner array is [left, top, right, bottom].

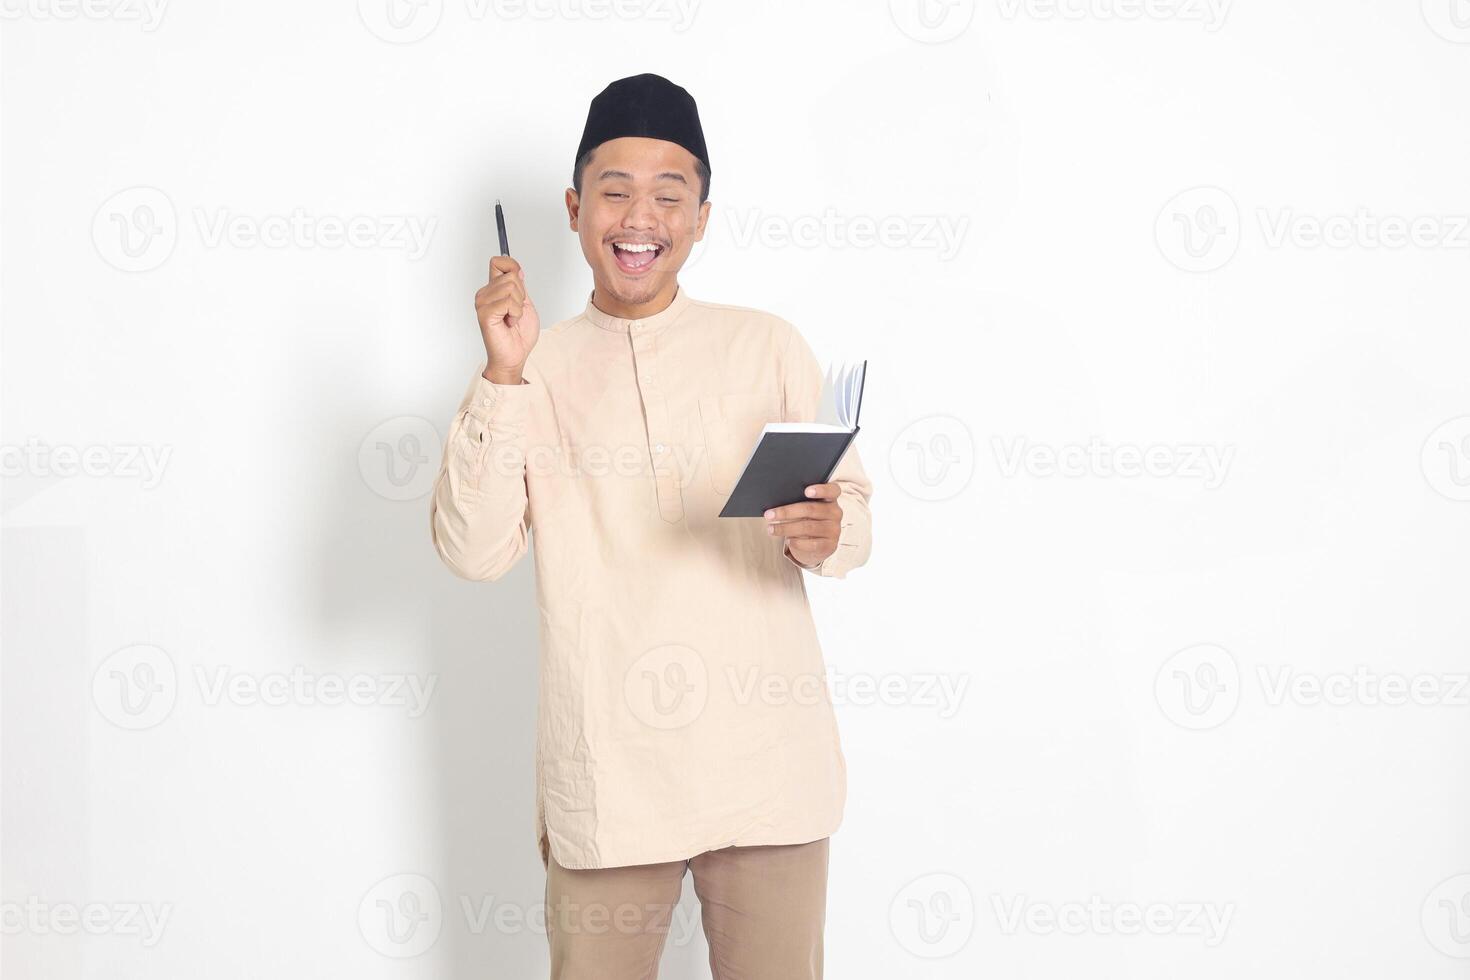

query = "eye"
[[605, 192, 628, 200], [657, 197, 679, 204]]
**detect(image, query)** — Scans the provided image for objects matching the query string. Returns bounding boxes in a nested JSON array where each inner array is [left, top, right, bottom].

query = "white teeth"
[[613, 242, 659, 252]]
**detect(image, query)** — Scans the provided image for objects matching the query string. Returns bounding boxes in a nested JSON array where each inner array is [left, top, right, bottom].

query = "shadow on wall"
[[305, 183, 716, 978]]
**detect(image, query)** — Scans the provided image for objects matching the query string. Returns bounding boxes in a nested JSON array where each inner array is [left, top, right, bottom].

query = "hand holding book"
[[764, 480, 845, 568], [718, 359, 867, 519]]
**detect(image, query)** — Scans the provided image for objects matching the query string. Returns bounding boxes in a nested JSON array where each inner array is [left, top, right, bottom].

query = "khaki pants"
[[545, 836, 830, 980]]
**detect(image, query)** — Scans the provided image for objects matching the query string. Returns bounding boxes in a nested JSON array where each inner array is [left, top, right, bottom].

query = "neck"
[[591, 279, 679, 320]]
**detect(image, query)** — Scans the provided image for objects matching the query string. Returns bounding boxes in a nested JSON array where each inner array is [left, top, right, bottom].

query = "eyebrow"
[[596, 169, 689, 185]]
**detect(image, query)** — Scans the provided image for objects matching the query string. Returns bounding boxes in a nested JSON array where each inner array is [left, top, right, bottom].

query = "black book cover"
[[717, 427, 860, 518]]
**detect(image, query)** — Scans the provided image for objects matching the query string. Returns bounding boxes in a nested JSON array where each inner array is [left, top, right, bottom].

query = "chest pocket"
[[698, 393, 782, 498]]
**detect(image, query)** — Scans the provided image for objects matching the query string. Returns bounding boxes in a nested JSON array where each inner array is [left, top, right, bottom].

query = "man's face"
[[566, 137, 710, 310]]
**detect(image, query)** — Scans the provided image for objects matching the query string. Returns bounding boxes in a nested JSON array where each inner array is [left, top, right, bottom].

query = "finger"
[[477, 280, 525, 311], [767, 519, 834, 540], [803, 483, 842, 501], [477, 293, 525, 327], [489, 255, 521, 281], [475, 276, 525, 305], [764, 502, 841, 522]]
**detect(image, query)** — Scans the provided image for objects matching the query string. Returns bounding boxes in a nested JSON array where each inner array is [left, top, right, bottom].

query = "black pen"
[[495, 199, 511, 256]]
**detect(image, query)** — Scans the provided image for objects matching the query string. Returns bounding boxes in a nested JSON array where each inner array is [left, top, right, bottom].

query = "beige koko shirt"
[[429, 287, 873, 870]]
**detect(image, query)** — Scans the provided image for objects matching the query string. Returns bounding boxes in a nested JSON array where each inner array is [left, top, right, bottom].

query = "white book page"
[[763, 422, 850, 433], [814, 359, 867, 430]]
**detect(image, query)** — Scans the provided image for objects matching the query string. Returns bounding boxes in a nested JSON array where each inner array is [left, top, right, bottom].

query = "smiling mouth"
[[610, 240, 664, 275]]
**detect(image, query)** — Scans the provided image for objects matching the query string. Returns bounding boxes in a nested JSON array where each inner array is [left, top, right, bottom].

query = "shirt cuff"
[[466, 373, 529, 415], [456, 374, 532, 481]]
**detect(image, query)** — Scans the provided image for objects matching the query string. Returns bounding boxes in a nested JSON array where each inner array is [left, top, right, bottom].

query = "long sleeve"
[[428, 365, 534, 582], [778, 323, 873, 579]]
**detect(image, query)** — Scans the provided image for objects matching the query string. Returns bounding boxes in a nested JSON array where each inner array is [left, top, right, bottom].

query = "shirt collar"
[[582, 285, 693, 335]]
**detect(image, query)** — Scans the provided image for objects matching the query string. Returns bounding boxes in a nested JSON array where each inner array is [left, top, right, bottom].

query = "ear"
[[565, 187, 580, 231], [693, 199, 711, 243]]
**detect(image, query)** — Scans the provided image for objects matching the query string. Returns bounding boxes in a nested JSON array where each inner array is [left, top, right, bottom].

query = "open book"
[[718, 360, 868, 518]]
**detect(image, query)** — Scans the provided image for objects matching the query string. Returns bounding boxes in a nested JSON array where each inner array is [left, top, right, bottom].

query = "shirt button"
[[481, 398, 491, 406], [653, 443, 666, 454], [641, 374, 652, 383]]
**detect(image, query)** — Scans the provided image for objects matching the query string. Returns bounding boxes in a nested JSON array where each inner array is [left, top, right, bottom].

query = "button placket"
[[630, 331, 683, 523]]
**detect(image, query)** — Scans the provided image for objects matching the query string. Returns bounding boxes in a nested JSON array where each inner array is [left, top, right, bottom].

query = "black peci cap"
[[574, 73, 710, 176]]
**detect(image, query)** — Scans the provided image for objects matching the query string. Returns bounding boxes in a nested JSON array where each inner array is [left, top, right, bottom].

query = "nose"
[[620, 194, 658, 233]]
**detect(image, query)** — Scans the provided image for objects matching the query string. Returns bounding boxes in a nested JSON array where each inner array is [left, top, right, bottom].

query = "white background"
[[5, 0, 1470, 977]]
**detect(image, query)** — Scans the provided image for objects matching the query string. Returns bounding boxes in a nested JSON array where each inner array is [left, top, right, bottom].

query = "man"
[[429, 73, 872, 980]]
